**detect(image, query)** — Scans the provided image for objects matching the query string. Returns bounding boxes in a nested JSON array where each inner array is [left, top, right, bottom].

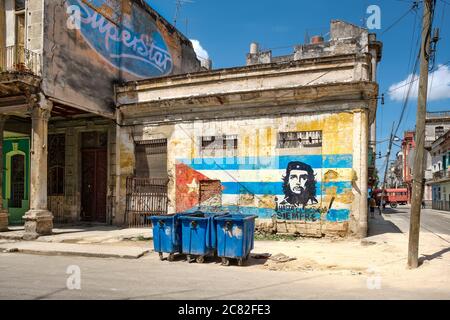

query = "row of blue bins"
[[150, 211, 257, 266]]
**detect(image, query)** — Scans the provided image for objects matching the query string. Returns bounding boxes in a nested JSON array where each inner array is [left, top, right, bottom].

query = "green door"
[[2, 138, 30, 225]]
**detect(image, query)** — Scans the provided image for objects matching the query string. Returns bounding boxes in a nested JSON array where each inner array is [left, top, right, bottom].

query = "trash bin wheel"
[[237, 258, 244, 266], [196, 256, 205, 264], [167, 253, 175, 262], [221, 257, 230, 266], [158, 252, 164, 261]]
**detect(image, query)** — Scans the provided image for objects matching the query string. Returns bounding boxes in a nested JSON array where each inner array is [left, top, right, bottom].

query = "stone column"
[[23, 95, 53, 240], [359, 110, 369, 238], [0, 115, 9, 232]]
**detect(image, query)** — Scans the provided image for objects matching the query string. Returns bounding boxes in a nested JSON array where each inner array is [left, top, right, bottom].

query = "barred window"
[[200, 135, 238, 151], [135, 139, 167, 155], [277, 130, 322, 148], [135, 139, 168, 179], [435, 126, 445, 139]]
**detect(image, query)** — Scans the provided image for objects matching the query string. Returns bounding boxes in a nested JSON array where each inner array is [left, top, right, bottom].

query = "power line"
[[381, 3, 418, 35]]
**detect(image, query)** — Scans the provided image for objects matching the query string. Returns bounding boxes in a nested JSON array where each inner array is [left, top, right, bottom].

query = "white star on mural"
[[187, 179, 199, 193]]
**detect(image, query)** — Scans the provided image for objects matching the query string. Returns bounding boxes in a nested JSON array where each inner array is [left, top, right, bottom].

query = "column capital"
[[27, 93, 53, 121]]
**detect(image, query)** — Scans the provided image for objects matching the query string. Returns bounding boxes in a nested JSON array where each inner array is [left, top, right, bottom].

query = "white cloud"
[[190, 39, 209, 61], [388, 64, 450, 101]]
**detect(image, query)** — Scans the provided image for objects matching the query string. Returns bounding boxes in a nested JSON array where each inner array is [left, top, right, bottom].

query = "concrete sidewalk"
[[0, 225, 153, 259], [0, 225, 152, 243], [0, 241, 149, 259]]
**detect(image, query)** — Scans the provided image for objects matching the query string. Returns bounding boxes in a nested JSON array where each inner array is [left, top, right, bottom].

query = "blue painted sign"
[[66, 0, 173, 78]]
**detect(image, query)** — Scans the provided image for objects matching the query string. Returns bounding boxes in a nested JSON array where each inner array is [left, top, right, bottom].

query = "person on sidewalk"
[[369, 196, 377, 218]]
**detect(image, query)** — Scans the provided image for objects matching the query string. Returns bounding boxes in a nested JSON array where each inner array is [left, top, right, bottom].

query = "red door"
[[81, 149, 107, 223]]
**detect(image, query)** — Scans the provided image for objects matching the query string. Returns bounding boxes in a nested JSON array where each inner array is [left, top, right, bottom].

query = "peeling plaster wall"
[[26, 0, 44, 53], [42, 0, 200, 117], [115, 124, 135, 225], [134, 111, 368, 237]]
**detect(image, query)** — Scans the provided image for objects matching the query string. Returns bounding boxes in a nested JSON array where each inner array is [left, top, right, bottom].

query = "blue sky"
[[147, 0, 450, 176]]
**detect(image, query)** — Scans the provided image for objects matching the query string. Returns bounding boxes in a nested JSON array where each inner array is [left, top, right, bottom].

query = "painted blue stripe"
[[221, 181, 352, 195], [326, 209, 351, 222], [178, 154, 353, 170], [181, 205, 350, 221]]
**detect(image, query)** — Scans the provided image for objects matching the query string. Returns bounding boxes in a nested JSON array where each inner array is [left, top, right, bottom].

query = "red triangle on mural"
[[176, 163, 215, 212]]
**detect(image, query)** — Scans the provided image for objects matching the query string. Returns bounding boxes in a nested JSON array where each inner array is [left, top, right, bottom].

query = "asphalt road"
[[382, 206, 450, 240], [0, 250, 448, 300], [0, 207, 449, 300]]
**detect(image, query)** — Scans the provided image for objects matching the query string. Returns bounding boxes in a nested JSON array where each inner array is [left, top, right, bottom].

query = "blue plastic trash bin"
[[151, 213, 185, 262], [179, 211, 229, 263], [215, 214, 257, 266]]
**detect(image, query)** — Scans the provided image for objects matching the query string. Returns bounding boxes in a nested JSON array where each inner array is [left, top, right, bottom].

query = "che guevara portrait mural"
[[278, 161, 319, 208]]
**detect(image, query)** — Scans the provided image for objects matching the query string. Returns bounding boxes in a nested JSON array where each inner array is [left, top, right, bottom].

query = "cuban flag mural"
[[66, 0, 173, 78], [176, 154, 353, 222]]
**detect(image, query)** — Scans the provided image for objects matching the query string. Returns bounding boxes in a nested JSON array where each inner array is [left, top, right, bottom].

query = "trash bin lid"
[[214, 214, 257, 221]]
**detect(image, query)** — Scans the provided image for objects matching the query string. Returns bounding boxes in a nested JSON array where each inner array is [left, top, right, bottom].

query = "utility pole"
[[408, 0, 434, 269], [381, 122, 395, 213]]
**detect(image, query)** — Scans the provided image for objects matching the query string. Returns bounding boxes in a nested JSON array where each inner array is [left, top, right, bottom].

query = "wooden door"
[[81, 149, 107, 223]]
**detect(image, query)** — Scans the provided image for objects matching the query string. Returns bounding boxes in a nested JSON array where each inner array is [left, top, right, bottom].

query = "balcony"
[[0, 45, 41, 76], [432, 169, 450, 181]]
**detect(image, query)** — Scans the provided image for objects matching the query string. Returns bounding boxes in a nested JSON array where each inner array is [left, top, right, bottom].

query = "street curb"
[[0, 243, 150, 259]]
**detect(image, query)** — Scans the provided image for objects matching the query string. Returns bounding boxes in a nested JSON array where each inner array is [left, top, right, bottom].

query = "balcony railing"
[[432, 169, 450, 181], [0, 45, 41, 76], [426, 111, 450, 119]]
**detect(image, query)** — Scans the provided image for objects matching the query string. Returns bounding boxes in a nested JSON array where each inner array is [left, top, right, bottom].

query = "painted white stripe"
[[221, 194, 352, 210], [197, 168, 353, 183]]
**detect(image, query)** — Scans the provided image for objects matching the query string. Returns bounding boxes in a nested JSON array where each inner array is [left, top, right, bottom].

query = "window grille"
[[277, 130, 322, 148]]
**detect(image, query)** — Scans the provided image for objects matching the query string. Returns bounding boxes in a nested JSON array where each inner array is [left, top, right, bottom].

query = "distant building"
[[424, 111, 450, 206], [400, 131, 415, 202], [388, 151, 404, 189], [429, 129, 450, 211]]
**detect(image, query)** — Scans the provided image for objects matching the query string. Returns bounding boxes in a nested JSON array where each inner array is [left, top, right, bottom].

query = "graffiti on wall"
[[275, 161, 321, 221], [176, 154, 353, 223], [278, 161, 318, 207], [66, 0, 173, 78]]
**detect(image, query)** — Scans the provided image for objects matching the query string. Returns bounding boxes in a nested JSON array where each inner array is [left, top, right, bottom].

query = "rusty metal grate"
[[125, 177, 169, 228]]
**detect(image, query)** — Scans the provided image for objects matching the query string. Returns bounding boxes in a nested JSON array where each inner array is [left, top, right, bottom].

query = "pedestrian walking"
[[369, 197, 377, 218]]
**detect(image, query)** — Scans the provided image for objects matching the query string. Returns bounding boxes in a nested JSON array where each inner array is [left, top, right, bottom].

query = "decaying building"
[[116, 20, 382, 238], [0, 0, 383, 239], [0, 0, 201, 238]]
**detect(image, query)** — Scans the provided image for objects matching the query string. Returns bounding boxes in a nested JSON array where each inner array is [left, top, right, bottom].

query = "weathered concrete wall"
[[26, 0, 44, 53], [115, 124, 135, 225], [42, 0, 201, 118], [4, 0, 15, 47], [64, 127, 80, 222], [134, 111, 367, 237], [3, 0, 44, 51], [0, 0, 5, 49]]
